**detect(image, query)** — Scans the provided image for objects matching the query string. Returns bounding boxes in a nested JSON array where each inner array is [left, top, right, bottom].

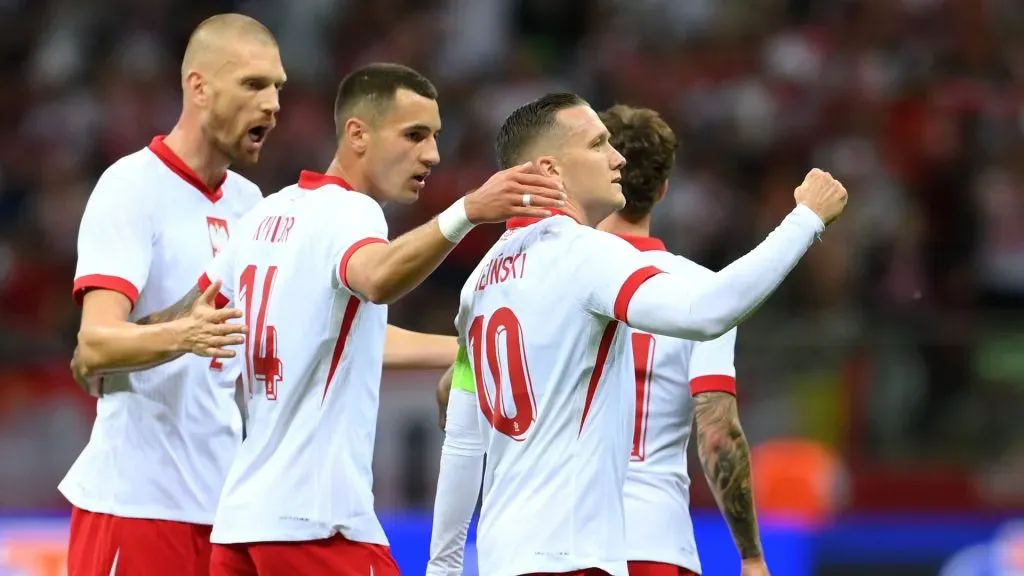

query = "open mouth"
[[411, 172, 430, 184], [247, 125, 270, 144]]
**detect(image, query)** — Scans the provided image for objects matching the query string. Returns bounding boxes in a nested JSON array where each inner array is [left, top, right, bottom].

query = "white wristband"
[[437, 197, 475, 243]]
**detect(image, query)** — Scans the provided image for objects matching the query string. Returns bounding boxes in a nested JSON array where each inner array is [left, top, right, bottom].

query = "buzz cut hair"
[[495, 92, 588, 169], [599, 104, 678, 220], [333, 63, 438, 139]]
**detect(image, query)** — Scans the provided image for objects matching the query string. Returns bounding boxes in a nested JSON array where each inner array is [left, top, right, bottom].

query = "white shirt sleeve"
[[329, 193, 389, 298], [688, 328, 738, 396], [428, 349, 484, 576], [73, 170, 153, 309], [622, 205, 824, 340]]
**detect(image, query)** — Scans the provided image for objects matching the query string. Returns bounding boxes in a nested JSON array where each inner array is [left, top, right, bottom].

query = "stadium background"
[[0, 0, 1022, 574]]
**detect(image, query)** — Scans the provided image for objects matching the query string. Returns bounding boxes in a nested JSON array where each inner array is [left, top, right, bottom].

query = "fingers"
[[206, 308, 245, 324], [510, 172, 563, 191], [518, 187, 567, 207], [199, 347, 238, 359], [210, 323, 248, 336], [200, 279, 223, 305], [512, 207, 557, 219]]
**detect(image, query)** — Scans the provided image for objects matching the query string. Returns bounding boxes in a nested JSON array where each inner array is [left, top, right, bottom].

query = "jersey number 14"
[[238, 264, 284, 400]]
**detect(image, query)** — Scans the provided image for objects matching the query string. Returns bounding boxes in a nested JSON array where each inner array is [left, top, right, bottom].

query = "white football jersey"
[[616, 236, 738, 574], [61, 136, 262, 525], [455, 213, 666, 576], [204, 171, 390, 545]]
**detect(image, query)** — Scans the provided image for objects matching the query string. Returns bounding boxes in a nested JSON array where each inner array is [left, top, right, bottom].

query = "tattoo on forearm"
[[694, 391, 762, 559], [135, 287, 202, 325]]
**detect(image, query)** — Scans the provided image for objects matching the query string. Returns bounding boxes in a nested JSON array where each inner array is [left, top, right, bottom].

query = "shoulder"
[[93, 148, 156, 196], [225, 170, 265, 207]]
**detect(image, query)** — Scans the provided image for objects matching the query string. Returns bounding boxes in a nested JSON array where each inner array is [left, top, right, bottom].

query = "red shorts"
[[628, 561, 699, 576], [209, 534, 399, 576], [67, 506, 213, 576]]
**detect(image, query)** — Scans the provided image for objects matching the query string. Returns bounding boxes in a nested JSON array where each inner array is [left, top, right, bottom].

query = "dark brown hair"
[[495, 92, 588, 169], [600, 104, 678, 220], [334, 63, 438, 138]]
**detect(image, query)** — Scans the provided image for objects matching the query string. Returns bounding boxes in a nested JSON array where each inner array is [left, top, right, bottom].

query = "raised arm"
[[345, 163, 565, 304], [607, 170, 846, 340], [384, 325, 458, 370], [427, 346, 484, 576]]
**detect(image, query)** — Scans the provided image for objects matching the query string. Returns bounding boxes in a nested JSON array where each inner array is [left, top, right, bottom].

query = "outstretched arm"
[[694, 392, 764, 563], [345, 164, 564, 304], [384, 325, 458, 370]]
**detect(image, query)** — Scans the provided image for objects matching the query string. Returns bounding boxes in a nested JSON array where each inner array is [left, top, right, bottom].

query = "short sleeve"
[[329, 193, 389, 296], [576, 230, 665, 322], [73, 171, 153, 309], [198, 242, 236, 309], [688, 327, 737, 396]]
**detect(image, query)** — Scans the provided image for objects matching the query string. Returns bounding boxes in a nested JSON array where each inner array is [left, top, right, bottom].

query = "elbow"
[[691, 318, 733, 342], [74, 330, 105, 375], [362, 284, 397, 305]]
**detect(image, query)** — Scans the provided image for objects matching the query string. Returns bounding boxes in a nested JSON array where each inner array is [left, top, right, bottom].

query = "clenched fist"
[[794, 168, 848, 226], [464, 162, 567, 223]]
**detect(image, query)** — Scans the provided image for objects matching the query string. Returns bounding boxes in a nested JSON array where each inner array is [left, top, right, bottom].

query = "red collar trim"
[[147, 136, 225, 203], [297, 170, 353, 191], [506, 209, 581, 230], [616, 234, 666, 252]]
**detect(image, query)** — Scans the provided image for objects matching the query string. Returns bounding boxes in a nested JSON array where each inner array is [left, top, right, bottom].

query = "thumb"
[[200, 280, 222, 307]]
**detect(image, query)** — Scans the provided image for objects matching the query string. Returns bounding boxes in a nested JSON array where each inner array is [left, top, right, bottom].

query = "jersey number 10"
[[238, 264, 284, 400], [468, 307, 537, 441]]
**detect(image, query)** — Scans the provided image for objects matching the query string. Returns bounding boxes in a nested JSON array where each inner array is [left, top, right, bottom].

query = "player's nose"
[[421, 139, 440, 167], [260, 90, 281, 115], [609, 147, 626, 170]]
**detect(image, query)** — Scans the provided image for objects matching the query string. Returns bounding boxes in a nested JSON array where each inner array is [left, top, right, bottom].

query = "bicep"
[[79, 290, 133, 328]]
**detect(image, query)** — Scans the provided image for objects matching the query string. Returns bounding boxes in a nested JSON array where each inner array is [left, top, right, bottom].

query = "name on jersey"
[[475, 251, 526, 291], [253, 215, 296, 244]]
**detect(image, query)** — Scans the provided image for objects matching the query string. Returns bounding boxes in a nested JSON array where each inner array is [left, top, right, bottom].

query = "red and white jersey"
[[203, 171, 390, 546], [455, 213, 664, 576], [61, 136, 263, 524], [617, 236, 738, 574]]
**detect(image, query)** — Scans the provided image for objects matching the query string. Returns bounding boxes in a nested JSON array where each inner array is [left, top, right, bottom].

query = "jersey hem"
[[60, 489, 214, 526]]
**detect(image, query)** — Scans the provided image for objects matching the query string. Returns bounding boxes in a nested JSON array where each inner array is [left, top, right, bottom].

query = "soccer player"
[[199, 63, 565, 576], [596, 105, 768, 576], [64, 14, 284, 576], [427, 93, 846, 576]]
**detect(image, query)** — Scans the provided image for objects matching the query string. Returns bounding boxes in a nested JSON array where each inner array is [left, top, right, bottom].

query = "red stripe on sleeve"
[[72, 274, 140, 309], [613, 266, 665, 323], [690, 375, 737, 396], [339, 237, 388, 293], [197, 273, 230, 309]]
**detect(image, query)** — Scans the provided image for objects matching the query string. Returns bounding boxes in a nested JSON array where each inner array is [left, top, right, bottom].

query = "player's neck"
[[163, 124, 231, 190], [596, 212, 652, 237], [325, 156, 379, 202]]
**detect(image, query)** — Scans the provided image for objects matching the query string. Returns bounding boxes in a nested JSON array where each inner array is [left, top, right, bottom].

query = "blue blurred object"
[[0, 511, 1019, 575]]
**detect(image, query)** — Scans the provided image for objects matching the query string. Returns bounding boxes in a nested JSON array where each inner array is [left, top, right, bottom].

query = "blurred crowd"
[[1, 0, 1023, 505]]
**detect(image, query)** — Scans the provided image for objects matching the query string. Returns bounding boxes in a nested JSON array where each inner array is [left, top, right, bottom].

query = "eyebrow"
[[588, 131, 609, 147], [402, 123, 441, 133]]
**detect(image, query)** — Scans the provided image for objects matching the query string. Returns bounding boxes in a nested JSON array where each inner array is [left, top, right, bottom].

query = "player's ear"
[[535, 156, 560, 178], [655, 180, 668, 203], [344, 118, 370, 154], [185, 71, 206, 105]]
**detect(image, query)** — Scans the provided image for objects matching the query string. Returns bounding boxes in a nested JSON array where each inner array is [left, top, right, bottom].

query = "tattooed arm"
[[73, 282, 244, 380], [694, 391, 764, 562]]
